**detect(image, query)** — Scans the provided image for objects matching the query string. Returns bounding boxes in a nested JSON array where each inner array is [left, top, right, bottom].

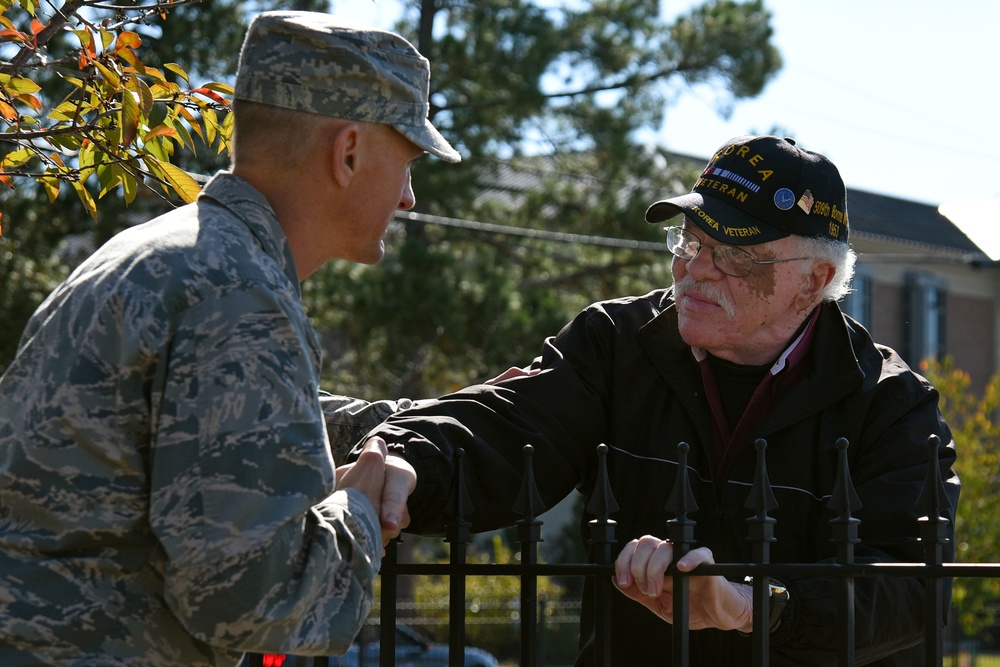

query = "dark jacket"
[[368, 288, 960, 666]]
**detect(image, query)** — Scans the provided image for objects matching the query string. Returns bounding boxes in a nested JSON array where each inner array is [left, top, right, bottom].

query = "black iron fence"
[[249, 436, 999, 667]]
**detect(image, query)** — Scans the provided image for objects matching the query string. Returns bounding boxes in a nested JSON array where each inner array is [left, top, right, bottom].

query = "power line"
[[395, 211, 668, 252]]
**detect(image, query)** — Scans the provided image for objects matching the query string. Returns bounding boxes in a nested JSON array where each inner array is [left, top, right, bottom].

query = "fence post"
[[586, 444, 619, 667], [446, 449, 473, 667], [665, 442, 698, 667], [378, 539, 399, 667], [917, 434, 952, 667], [828, 437, 862, 667], [515, 444, 546, 667], [745, 438, 778, 666]]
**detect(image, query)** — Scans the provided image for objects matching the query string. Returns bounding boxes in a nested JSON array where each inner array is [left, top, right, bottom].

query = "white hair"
[[794, 235, 857, 303]]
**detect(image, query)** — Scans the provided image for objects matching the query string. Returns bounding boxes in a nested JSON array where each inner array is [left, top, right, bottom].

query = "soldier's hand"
[[336, 437, 388, 518], [336, 437, 416, 546]]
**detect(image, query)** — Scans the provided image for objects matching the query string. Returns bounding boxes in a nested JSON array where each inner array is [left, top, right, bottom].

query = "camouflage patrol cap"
[[235, 11, 461, 163]]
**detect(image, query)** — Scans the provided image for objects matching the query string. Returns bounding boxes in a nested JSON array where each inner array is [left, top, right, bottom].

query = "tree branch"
[[5, 0, 89, 76]]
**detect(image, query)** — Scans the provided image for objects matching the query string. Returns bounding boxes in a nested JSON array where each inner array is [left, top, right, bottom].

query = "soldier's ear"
[[330, 122, 362, 187]]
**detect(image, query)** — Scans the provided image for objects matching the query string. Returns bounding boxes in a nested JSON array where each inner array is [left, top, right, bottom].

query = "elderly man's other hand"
[[614, 536, 753, 633]]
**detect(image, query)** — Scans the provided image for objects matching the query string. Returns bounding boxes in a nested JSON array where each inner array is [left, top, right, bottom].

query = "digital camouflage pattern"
[[320, 395, 417, 463], [234, 11, 461, 163], [0, 173, 382, 666]]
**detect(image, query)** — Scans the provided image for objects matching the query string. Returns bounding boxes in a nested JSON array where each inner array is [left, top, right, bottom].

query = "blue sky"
[[331, 0, 1000, 256]]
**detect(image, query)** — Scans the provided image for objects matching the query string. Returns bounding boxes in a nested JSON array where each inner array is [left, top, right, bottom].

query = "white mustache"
[[673, 275, 736, 319]]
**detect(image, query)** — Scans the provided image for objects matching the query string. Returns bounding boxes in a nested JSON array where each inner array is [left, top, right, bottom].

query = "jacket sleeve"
[[365, 306, 619, 535], [772, 367, 960, 666], [150, 288, 382, 655]]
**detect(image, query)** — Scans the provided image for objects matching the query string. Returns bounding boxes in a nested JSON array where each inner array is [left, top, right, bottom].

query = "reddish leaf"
[[16, 93, 43, 113], [144, 125, 178, 140], [30, 18, 45, 35], [0, 100, 17, 121], [115, 31, 142, 51], [0, 29, 30, 44], [190, 87, 227, 105]]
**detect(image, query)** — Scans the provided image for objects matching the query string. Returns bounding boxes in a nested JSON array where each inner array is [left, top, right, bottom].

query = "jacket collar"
[[638, 291, 865, 431]]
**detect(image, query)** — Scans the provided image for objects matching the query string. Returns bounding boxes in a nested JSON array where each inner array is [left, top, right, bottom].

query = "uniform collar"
[[198, 171, 301, 290]]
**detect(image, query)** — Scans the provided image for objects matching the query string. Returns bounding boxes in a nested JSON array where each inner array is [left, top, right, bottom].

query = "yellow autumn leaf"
[[149, 157, 201, 204], [71, 179, 98, 219]]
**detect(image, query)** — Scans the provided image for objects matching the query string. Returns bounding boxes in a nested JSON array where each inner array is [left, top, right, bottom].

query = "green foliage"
[[372, 534, 567, 661], [920, 357, 1000, 638], [1, 0, 782, 392], [0, 0, 236, 214]]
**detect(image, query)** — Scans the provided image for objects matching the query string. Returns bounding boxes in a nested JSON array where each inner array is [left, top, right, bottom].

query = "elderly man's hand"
[[614, 536, 753, 633], [336, 437, 416, 547]]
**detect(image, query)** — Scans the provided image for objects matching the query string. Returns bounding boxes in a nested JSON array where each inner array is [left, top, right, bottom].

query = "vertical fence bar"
[[665, 442, 698, 667], [828, 437, 862, 667], [586, 444, 619, 667], [745, 438, 778, 667], [446, 449, 473, 667], [917, 434, 952, 667], [515, 444, 546, 667], [379, 539, 399, 667]]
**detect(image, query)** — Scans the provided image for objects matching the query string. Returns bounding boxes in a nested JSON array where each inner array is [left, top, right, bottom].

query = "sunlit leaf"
[[97, 162, 123, 198], [133, 77, 154, 115], [219, 111, 234, 153], [200, 81, 235, 96], [0, 28, 30, 44], [144, 125, 177, 141], [93, 59, 120, 87], [71, 179, 98, 219], [40, 175, 60, 203], [5, 76, 41, 94], [72, 28, 94, 54], [122, 170, 138, 205], [15, 92, 42, 112], [157, 160, 201, 203], [78, 140, 95, 170], [99, 28, 114, 52], [143, 66, 168, 87], [164, 63, 189, 83], [118, 47, 146, 75], [0, 99, 16, 120], [48, 100, 78, 121], [115, 31, 141, 51], [190, 87, 227, 105], [1, 147, 34, 168], [203, 107, 218, 147], [29, 17, 43, 35]]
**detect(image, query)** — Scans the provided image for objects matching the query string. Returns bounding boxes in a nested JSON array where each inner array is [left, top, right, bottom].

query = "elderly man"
[[358, 135, 959, 665], [0, 11, 451, 666]]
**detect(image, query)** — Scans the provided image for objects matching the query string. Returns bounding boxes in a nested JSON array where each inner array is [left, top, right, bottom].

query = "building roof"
[[846, 188, 986, 257]]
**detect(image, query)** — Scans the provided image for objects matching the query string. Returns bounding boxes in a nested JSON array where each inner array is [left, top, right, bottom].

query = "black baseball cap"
[[645, 135, 848, 246]]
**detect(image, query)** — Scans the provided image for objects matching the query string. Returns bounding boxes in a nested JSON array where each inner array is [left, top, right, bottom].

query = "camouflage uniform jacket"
[[0, 172, 382, 666]]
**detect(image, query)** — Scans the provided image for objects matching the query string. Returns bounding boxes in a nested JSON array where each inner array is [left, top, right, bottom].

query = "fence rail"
[[248, 435, 980, 667]]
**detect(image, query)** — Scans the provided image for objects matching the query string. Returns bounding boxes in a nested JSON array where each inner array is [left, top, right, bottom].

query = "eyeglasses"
[[664, 226, 811, 278]]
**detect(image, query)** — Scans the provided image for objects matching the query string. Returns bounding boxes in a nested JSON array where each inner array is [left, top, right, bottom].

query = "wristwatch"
[[743, 576, 789, 633]]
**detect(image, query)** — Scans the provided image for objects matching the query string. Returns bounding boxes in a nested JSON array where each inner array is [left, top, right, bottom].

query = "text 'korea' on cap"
[[646, 135, 847, 246]]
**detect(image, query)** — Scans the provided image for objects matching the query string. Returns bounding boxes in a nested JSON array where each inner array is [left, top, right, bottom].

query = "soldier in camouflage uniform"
[[0, 11, 456, 666]]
